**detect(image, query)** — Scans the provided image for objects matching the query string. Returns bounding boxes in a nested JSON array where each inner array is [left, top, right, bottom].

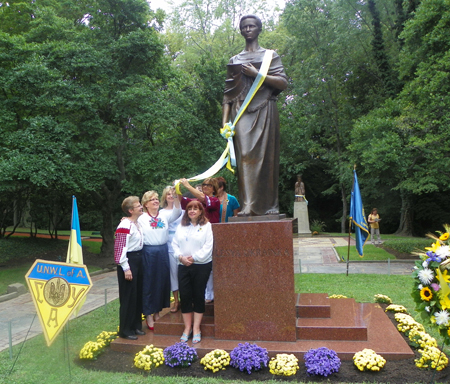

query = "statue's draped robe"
[[223, 48, 287, 215]]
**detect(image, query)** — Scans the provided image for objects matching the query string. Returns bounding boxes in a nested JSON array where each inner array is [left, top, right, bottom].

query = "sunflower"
[[420, 287, 433, 302], [440, 233, 449, 241]]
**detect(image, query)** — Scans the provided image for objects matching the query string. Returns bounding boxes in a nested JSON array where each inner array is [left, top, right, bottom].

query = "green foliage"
[[335, 244, 395, 261], [310, 219, 326, 234], [384, 238, 432, 254], [0, 237, 67, 264]]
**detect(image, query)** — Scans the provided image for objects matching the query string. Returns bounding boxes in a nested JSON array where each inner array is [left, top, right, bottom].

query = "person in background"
[[368, 208, 381, 245], [177, 178, 220, 224], [172, 200, 213, 345], [160, 186, 184, 313], [114, 196, 145, 340], [216, 176, 240, 222], [139, 189, 181, 330]]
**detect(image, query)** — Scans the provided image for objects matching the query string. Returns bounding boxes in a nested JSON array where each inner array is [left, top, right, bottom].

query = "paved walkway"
[[0, 236, 415, 352]]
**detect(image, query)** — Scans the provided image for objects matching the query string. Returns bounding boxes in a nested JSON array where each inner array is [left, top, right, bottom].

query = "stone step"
[[296, 296, 368, 341], [111, 295, 413, 361], [146, 304, 215, 338], [296, 293, 330, 318]]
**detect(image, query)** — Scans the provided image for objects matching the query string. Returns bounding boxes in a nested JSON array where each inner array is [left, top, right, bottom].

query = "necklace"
[[148, 210, 159, 219]]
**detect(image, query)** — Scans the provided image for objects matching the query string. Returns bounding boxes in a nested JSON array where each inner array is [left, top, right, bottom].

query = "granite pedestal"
[[294, 201, 311, 236], [111, 220, 414, 360], [212, 220, 297, 341]]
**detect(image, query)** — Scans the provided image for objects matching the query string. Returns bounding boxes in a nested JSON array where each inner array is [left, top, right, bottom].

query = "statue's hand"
[[241, 63, 258, 78]]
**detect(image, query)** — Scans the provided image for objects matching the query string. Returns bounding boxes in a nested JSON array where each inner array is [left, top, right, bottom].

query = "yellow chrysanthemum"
[[420, 287, 433, 302]]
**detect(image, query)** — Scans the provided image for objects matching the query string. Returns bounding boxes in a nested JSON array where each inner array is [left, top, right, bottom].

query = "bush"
[[304, 347, 341, 376], [383, 238, 430, 254], [268, 354, 299, 376], [230, 343, 269, 374], [310, 219, 326, 233], [163, 342, 198, 368]]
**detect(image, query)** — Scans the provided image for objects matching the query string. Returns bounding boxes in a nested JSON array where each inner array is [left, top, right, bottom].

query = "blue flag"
[[349, 170, 369, 257]]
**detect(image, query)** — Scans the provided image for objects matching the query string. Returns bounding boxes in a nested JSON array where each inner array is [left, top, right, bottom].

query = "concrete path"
[[294, 236, 415, 275], [0, 236, 415, 353]]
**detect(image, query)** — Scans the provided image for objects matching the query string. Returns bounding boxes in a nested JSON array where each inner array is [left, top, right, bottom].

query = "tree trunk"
[[394, 189, 414, 236], [92, 180, 124, 259], [340, 183, 347, 233], [100, 201, 115, 259]]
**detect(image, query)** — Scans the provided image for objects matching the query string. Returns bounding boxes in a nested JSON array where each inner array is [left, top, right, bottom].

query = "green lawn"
[[335, 243, 397, 261], [0, 237, 102, 295], [0, 273, 446, 384], [5, 227, 102, 238]]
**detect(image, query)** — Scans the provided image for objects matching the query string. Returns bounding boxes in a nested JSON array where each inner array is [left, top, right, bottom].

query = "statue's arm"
[[222, 103, 231, 126], [241, 63, 288, 91]]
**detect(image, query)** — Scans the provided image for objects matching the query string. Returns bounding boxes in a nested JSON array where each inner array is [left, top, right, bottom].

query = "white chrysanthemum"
[[434, 310, 450, 326], [436, 245, 450, 259], [426, 306, 431, 313], [418, 284, 423, 290], [418, 268, 434, 285], [422, 261, 429, 268]]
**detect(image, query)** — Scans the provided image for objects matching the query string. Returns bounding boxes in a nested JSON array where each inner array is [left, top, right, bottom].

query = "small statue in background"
[[295, 174, 305, 202]]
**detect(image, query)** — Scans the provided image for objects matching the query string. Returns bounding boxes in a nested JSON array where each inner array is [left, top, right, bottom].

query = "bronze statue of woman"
[[222, 15, 288, 216]]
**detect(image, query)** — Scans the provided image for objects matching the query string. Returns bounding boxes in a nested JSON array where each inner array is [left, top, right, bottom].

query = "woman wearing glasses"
[[139, 189, 181, 330], [114, 196, 145, 340], [177, 178, 220, 224]]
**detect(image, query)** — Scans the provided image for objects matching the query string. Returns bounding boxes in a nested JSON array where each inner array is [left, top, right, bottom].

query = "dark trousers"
[[117, 250, 143, 337], [178, 262, 212, 314], [142, 243, 171, 315]]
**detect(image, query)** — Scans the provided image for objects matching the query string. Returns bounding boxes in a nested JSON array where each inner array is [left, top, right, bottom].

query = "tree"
[[348, 0, 450, 235]]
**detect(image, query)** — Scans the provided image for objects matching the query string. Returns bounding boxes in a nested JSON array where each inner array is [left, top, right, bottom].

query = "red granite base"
[[212, 220, 297, 342], [111, 293, 414, 361]]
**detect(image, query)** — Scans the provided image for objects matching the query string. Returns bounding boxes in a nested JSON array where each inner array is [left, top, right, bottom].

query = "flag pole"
[[347, 219, 351, 276], [67, 196, 75, 264], [347, 167, 356, 277]]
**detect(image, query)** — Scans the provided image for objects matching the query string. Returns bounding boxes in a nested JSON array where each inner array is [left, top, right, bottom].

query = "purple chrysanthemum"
[[163, 342, 198, 368], [304, 347, 341, 376], [230, 343, 269, 374]]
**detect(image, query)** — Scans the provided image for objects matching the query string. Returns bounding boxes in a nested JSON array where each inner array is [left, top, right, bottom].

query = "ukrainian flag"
[[66, 196, 83, 265], [349, 170, 369, 257]]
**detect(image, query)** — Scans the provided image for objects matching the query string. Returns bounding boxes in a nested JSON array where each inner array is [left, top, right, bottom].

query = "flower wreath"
[[412, 224, 450, 344]]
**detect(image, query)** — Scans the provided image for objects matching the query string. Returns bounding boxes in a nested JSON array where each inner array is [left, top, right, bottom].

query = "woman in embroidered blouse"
[[172, 200, 213, 344], [177, 177, 220, 224], [138, 189, 181, 330], [114, 196, 145, 340], [160, 186, 184, 313]]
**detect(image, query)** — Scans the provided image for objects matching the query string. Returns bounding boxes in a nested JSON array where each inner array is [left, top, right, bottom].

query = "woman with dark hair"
[[177, 177, 220, 223], [114, 196, 145, 340], [172, 200, 213, 344], [216, 176, 240, 222]]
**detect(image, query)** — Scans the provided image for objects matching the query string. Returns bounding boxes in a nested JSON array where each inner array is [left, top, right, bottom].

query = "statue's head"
[[239, 14, 262, 35], [297, 174, 302, 181]]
